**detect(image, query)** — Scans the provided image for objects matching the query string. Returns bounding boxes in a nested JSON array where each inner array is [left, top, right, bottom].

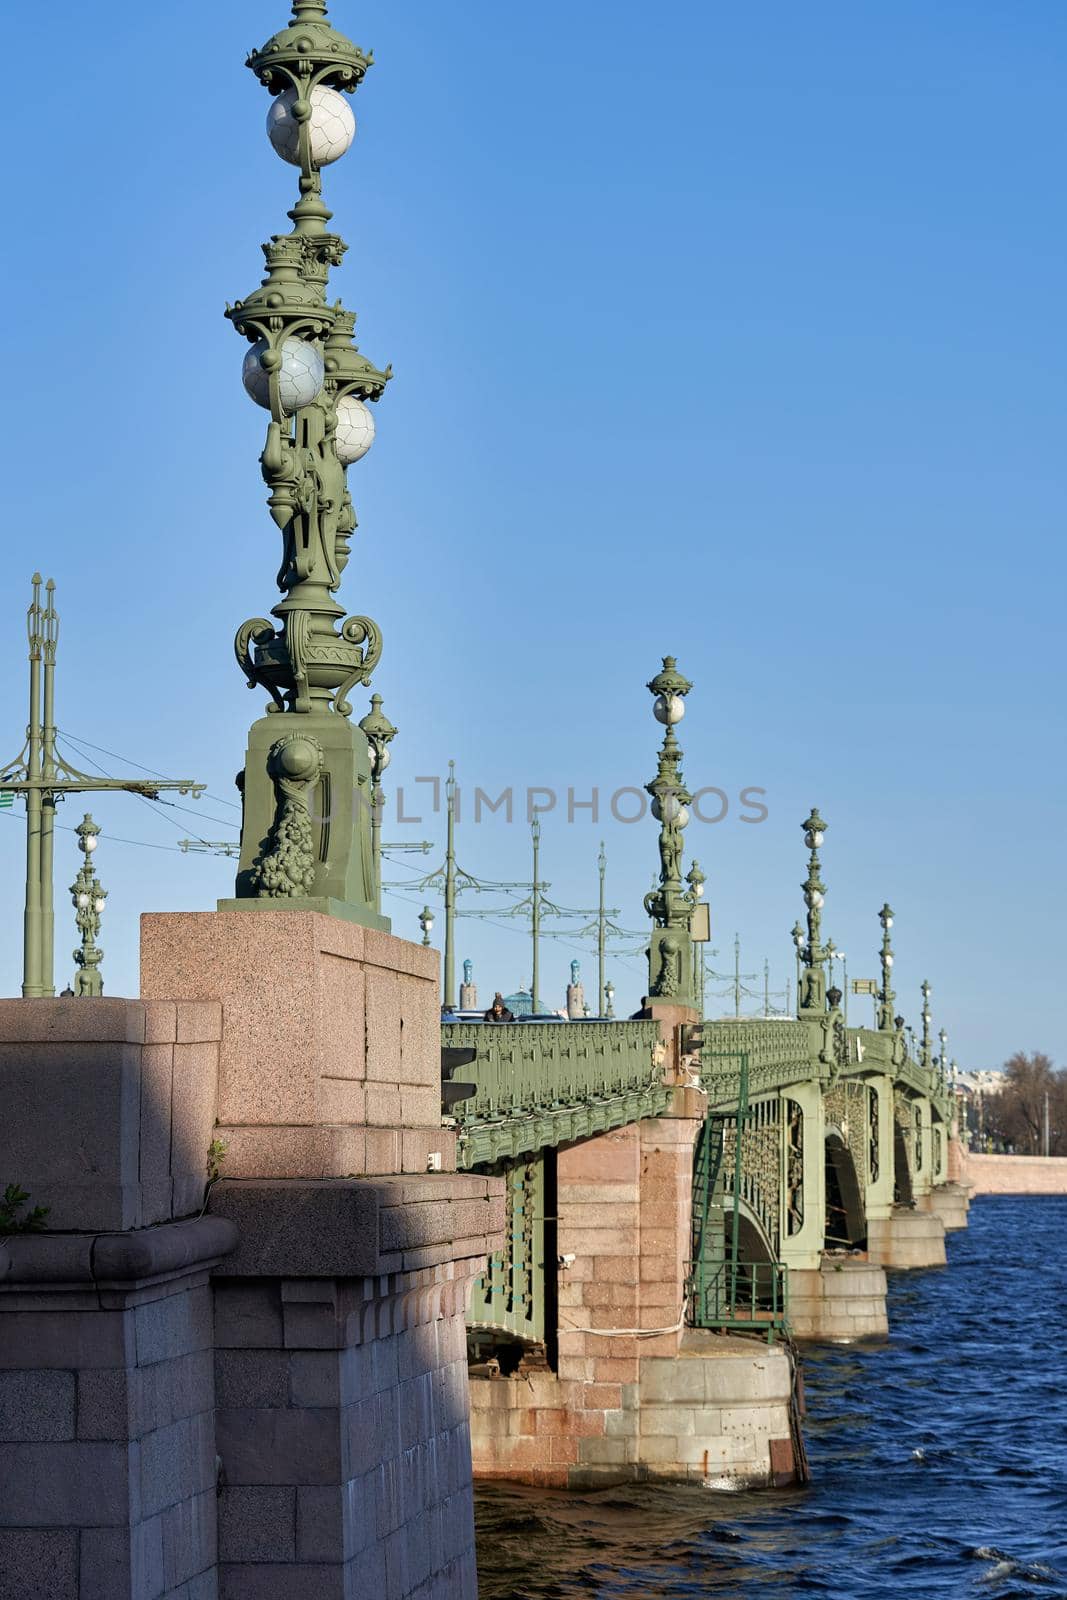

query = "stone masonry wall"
[[207, 1175, 503, 1600], [957, 1151, 1067, 1195], [0, 1219, 236, 1600]]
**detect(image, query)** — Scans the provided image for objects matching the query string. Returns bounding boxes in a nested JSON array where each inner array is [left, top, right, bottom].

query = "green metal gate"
[[689, 1051, 789, 1341], [467, 1154, 550, 1352]]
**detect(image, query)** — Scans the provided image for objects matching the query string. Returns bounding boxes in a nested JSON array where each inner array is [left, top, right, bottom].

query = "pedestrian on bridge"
[[484, 993, 516, 1022]]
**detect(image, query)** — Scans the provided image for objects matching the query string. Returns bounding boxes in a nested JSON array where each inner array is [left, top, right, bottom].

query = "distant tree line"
[[975, 1052, 1067, 1156]]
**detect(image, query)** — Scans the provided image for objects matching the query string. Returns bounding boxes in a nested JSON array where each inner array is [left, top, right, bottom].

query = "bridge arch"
[[824, 1126, 867, 1248], [732, 1197, 777, 1267]]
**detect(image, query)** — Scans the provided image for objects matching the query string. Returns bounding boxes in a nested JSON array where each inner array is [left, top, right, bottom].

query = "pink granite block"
[[365, 968, 403, 1083], [171, 1043, 219, 1183], [139, 1044, 174, 1182], [398, 974, 439, 1088], [400, 1086, 445, 1129], [315, 915, 367, 964], [175, 1002, 223, 1045], [364, 1130, 401, 1175], [316, 1078, 367, 1125], [144, 1002, 178, 1045], [363, 928, 438, 981], [317, 955, 365, 1083], [0, 997, 144, 1045], [366, 1085, 403, 1127], [401, 1130, 456, 1175], [215, 1126, 368, 1181], [141, 912, 319, 1128]]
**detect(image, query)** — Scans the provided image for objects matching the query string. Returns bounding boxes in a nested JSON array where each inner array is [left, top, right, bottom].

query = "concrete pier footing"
[[470, 1332, 799, 1490], [867, 1207, 947, 1269], [789, 1256, 888, 1342], [917, 1183, 970, 1231]]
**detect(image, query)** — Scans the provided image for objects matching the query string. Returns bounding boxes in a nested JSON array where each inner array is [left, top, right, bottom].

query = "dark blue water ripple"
[[475, 1197, 1067, 1598]]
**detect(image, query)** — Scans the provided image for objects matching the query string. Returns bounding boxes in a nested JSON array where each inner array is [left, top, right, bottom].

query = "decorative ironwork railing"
[[689, 1259, 789, 1344], [442, 1019, 669, 1170]]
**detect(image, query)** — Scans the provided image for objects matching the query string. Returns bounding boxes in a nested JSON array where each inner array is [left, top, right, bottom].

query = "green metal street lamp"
[[418, 906, 434, 947], [829, 946, 848, 1026], [920, 979, 933, 1071], [877, 902, 896, 1034], [791, 920, 805, 1015], [604, 979, 616, 1019], [223, 0, 393, 930], [358, 693, 397, 912], [797, 810, 829, 1014], [938, 1026, 948, 1091], [69, 816, 107, 997], [644, 657, 700, 1005]]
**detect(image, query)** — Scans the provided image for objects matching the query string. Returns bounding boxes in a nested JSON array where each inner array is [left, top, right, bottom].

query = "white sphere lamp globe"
[[651, 794, 689, 828], [267, 86, 355, 168], [653, 693, 685, 725], [243, 337, 325, 415], [334, 394, 376, 465]]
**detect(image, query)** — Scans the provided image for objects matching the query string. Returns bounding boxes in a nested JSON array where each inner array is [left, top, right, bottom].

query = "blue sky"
[[2, 0, 1063, 1065]]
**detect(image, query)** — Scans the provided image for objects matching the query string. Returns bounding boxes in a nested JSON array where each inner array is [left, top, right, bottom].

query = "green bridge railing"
[[441, 1019, 669, 1170], [689, 1259, 790, 1344]]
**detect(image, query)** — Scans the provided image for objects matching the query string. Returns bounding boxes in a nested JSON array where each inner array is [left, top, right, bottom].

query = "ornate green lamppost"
[[223, 0, 392, 929], [418, 905, 434, 947], [604, 979, 616, 1019], [686, 860, 706, 1009], [69, 816, 106, 997], [643, 658, 700, 1006], [877, 902, 896, 1033], [938, 1026, 948, 1092], [797, 810, 829, 1014], [358, 693, 396, 912], [919, 979, 933, 1070], [791, 920, 805, 1014]]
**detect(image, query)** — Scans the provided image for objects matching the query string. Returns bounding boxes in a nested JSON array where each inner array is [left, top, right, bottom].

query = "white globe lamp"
[[653, 693, 685, 726], [334, 395, 376, 465], [267, 86, 355, 168], [243, 337, 325, 415]]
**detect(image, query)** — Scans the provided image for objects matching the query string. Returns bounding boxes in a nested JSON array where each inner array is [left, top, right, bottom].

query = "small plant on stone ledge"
[[201, 1139, 229, 1214], [0, 1183, 50, 1235]]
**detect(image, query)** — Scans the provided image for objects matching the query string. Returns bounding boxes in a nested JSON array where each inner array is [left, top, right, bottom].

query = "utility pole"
[[731, 934, 756, 1018], [2, 575, 205, 996], [531, 819, 542, 1012], [382, 764, 531, 1013], [597, 841, 607, 1017]]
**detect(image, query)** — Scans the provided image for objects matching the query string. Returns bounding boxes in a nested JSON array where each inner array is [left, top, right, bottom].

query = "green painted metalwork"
[[468, 1155, 548, 1348], [877, 903, 897, 1034], [443, 1019, 668, 1170], [797, 810, 830, 1015], [690, 1051, 790, 1343], [1, 575, 204, 996], [69, 816, 106, 997], [223, 0, 393, 930], [357, 694, 396, 913], [700, 1018, 823, 1104], [644, 658, 701, 1005], [690, 1261, 789, 1344]]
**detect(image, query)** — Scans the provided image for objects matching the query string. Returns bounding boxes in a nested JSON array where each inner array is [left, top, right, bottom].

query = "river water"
[[475, 1196, 1067, 1599]]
